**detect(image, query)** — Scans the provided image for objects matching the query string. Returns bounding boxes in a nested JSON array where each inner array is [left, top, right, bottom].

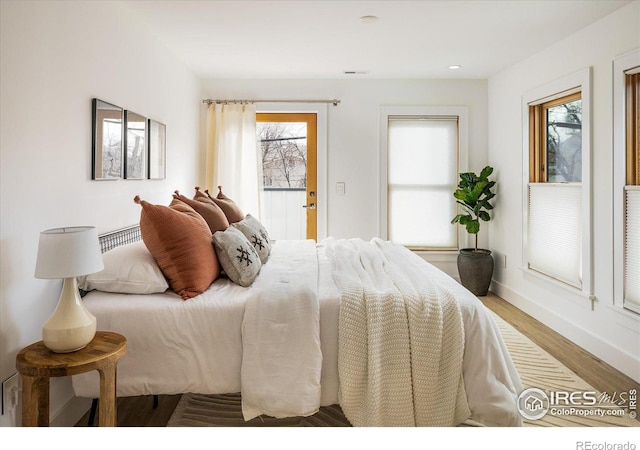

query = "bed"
[[71, 192, 523, 427]]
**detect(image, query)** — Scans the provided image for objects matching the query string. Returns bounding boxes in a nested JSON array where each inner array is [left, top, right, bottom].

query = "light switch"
[[336, 182, 345, 195]]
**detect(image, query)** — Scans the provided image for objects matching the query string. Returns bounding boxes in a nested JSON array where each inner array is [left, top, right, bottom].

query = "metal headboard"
[[98, 225, 141, 253]]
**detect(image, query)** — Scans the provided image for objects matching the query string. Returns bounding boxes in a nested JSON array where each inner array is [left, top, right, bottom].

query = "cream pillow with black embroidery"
[[212, 227, 262, 287], [231, 214, 271, 264]]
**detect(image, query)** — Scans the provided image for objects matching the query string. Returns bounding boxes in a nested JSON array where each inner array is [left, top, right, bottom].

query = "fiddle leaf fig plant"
[[451, 165, 496, 251]]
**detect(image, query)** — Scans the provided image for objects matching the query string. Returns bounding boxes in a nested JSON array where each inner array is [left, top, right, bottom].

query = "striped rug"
[[167, 393, 351, 427], [491, 312, 638, 427], [167, 312, 638, 427]]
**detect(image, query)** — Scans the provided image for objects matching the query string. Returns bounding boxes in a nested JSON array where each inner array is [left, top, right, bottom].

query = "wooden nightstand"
[[16, 331, 126, 427]]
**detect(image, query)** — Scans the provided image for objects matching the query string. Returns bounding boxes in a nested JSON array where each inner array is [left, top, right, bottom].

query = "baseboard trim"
[[491, 280, 640, 383]]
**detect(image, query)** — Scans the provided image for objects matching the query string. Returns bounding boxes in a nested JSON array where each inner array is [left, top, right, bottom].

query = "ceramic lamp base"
[[42, 277, 97, 353]]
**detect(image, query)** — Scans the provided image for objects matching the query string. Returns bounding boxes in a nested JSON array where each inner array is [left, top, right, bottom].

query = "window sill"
[[519, 266, 595, 302], [606, 304, 640, 330], [412, 250, 459, 264]]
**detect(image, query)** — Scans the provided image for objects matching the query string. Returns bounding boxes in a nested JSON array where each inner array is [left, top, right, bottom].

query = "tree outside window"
[[546, 98, 582, 182], [257, 122, 307, 189]]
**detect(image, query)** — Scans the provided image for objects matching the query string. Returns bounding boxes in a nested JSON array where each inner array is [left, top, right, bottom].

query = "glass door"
[[257, 113, 317, 240]]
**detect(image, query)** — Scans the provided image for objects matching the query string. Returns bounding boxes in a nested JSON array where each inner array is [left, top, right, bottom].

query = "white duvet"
[[72, 238, 523, 426], [240, 239, 322, 420]]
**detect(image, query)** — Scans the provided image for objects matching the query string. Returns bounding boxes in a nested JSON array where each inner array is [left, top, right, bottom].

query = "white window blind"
[[528, 183, 582, 288], [625, 187, 640, 313], [387, 116, 458, 249]]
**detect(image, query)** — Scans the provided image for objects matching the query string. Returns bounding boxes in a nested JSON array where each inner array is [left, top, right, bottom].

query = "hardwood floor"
[[74, 292, 639, 426]]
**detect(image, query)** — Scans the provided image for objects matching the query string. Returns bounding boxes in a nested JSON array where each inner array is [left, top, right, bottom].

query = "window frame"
[[522, 68, 593, 299], [625, 71, 640, 186], [379, 106, 469, 254], [529, 91, 582, 183], [613, 49, 640, 316]]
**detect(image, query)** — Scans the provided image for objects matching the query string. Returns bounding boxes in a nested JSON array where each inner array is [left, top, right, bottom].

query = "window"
[[625, 71, 640, 185], [380, 106, 468, 251], [614, 50, 640, 314], [624, 71, 640, 312], [529, 92, 582, 183], [523, 68, 591, 296], [528, 92, 583, 287]]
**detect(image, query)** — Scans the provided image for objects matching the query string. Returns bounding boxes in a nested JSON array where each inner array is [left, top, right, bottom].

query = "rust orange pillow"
[[173, 190, 229, 234], [195, 186, 244, 223], [134, 195, 220, 299]]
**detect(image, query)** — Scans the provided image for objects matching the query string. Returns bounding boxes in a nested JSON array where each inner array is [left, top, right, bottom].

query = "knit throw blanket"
[[324, 238, 471, 426]]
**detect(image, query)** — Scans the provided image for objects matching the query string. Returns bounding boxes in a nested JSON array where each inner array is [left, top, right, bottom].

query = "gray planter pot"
[[457, 248, 494, 296]]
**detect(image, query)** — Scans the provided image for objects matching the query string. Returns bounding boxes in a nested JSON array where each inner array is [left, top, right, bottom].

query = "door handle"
[[302, 203, 316, 209]]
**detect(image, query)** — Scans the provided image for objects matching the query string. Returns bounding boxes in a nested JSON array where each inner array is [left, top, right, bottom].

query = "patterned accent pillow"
[[231, 214, 271, 264], [212, 227, 262, 287]]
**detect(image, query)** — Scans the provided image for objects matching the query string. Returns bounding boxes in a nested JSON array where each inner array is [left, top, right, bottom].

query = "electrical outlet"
[[2, 373, 20, 414], [503, 254, 507, 269]]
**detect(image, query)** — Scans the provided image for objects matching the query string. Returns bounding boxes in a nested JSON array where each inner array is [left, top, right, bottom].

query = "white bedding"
[[240, 239, 322, 420], [326, 237, 470, 426], [72, 238, 523, 426]]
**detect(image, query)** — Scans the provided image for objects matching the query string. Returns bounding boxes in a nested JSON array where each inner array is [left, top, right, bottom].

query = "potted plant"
[[451, 165, 496, 296]]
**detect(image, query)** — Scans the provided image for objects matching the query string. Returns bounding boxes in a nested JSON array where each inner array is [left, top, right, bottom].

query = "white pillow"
[[78, 241, 169, 294], [231, 214, 271, 264], [212, 227, 262, 287]]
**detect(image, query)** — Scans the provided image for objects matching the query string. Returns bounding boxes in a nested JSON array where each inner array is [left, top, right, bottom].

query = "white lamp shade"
[[35, 226, 104, 279]]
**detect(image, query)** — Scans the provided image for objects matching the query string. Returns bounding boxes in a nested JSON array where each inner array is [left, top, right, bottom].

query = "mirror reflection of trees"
[[93, 98, 123, 180], [258, 122, 307, 188], [546, 99, 582, 182], [125, 112, 146, 179], [126, 122, 145, 178], [101, 118, 122, 178]]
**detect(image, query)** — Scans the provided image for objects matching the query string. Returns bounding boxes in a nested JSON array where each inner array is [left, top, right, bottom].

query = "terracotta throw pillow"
[[231, 214, 271, 264], [173, 190, 229, 233], [196, 186, 244, 224], [212, 227, 261, 287], [134, 195, 220, 299]]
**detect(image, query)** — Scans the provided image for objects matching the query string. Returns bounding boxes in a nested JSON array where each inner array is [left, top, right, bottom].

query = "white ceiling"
[[123, 0, 633, 79]]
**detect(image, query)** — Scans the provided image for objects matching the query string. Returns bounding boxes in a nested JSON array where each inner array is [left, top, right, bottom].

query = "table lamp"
[[35, 226, 104, 353]]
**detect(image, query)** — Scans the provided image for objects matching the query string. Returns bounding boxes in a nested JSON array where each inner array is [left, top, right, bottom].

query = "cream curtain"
[[206, 102, 261, 218]]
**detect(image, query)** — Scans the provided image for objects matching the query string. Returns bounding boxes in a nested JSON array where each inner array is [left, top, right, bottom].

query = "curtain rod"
[[202, 98, 340, 106]]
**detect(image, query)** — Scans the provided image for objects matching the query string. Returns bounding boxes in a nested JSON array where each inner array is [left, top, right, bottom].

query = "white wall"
[[5, 0, 633, 430], [0, 1, 201, 426], [200, 78, 489, 276], [488, 1, 640, 381]]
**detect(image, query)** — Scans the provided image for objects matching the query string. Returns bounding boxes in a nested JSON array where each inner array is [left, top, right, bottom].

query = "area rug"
[[490, 312, 638, 427], [168, 312, 638, 427], [167, 393, 351, 427]]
